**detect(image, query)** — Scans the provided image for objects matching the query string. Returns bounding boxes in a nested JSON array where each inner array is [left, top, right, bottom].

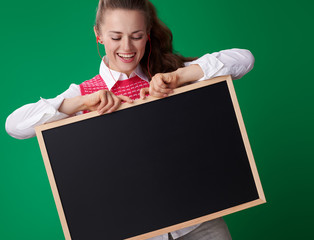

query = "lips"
[[117, 53, 136, 63], [118, 53, 135, 58]]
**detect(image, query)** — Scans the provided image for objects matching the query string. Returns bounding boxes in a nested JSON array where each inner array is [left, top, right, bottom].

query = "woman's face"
[[98, 9, 148, 76]]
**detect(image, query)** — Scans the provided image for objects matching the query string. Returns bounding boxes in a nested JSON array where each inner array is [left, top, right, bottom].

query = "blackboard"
[[36, 75, 265, 240]]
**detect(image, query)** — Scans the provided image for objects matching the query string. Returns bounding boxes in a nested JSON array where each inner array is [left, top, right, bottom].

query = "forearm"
[[175, 64, 204, 86], [58, 95, 87, 115]]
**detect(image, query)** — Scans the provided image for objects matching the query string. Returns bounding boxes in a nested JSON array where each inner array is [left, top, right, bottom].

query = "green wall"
[[1, 0, 313, 239]]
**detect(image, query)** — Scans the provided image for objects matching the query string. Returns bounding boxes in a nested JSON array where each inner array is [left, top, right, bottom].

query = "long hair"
[[95, 0, 197, 80]]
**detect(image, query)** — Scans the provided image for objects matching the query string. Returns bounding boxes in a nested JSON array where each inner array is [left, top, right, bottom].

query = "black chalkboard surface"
[[36, 75, 265, 240]]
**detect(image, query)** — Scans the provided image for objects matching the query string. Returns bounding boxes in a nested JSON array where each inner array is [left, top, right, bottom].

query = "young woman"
[[6, 0, 254, 239]]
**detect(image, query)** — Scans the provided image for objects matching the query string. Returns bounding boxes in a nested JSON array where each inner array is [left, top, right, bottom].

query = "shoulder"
[[80, 74, 104, 86], [80, 74, 108, 95]]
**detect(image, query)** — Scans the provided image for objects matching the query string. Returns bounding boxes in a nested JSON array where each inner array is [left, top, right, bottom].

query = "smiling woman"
[[5, 0, 254, 239], [96, 9, 148, 76]]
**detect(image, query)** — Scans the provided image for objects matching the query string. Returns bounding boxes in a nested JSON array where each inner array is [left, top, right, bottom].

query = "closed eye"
[[132, 36, 143, 40], [111, 36, 143, 41]]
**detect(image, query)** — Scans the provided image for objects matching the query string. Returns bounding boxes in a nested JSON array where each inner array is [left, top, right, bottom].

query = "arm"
[[141, 48, 254, 98], [59, 90, 133, 115], [140, 64, 204, 98], [5, 84, 80, 139], [6, 85, 133, 139], [186, 48, 255, 80]]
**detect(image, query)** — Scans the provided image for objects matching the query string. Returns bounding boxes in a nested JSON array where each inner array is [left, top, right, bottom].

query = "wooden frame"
[[36, 75, 265, 240]]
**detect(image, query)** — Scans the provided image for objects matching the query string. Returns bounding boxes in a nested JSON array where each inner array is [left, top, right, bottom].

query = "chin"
[[119, 63, 138, 75]]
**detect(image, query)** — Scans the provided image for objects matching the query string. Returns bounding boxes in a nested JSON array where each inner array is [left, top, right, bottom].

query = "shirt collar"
[[99, 56, 149, 91]]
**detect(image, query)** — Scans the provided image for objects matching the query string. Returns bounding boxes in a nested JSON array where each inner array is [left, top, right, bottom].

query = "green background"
[[1, 0, 313, 239]]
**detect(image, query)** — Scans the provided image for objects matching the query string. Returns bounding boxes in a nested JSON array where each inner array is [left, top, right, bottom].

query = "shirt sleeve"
[[5, 83, 81, 139], [185, 48, 255, 80]]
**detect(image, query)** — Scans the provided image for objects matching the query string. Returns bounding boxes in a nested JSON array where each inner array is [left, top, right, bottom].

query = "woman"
[[6, 0, 254, 239]]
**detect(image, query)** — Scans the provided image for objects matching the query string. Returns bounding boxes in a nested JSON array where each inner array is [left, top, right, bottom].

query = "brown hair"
[[95, 0, 197, 79]]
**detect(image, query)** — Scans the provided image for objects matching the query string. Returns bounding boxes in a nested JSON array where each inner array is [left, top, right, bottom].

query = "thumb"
[[117, 95, 134, 103], [140, 87, 149, 99], [162, 72, 178, 88], [161, 73, 172, 84]]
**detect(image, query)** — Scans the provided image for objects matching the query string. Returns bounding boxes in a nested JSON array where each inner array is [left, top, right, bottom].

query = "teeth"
[[118, 53, 135, 58]]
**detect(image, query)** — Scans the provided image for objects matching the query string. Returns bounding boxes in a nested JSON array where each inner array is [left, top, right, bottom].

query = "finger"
[[89, 104, 100, 112], [152, 85, 174, 94], [161, 73, 174, 84], [155, 74, 168, 89], [152, 75, 175, 93], [96, 91, 108, 112], [150, 84, 173, 98], [149, 87, 169, 98], [107, 95, 122, 113], [98, 92, 114, 114], [161, 72, 179, 89], [118, 95, 134, 103], [140, 88, 149, 99], [151, 92, 168, 98]]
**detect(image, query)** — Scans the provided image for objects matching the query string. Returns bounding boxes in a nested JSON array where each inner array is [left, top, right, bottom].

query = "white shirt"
[[6, 48, 254, 141], [5, 48, 254, 239]]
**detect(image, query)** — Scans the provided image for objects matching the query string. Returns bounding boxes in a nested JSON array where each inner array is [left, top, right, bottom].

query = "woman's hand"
[[59, 90, 133, 115], [140, 72, 178, 99], [140, 64, 204, 99], [83, 90, 133, 114]]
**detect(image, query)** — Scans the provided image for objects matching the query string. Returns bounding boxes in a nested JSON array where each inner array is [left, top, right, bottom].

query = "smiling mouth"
[[117, 53, 136, 59]]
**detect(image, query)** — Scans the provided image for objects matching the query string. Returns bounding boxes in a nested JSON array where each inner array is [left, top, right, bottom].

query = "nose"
[[121, 37, 132, 52]]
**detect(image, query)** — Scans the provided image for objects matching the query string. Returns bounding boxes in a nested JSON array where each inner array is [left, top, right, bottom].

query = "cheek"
[[104, 41, 117, 54], [137, 41, 147, 55]]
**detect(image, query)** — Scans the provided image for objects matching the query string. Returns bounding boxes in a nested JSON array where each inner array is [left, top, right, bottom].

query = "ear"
[[94, 26, 103, 44]]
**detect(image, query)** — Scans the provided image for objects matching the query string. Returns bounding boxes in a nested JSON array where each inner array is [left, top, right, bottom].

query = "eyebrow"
[[109, 30, 144, 34]]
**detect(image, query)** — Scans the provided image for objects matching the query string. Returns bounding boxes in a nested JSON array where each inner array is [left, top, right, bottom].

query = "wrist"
[[80, 95, 89, 112], [174, 68, 185, 87], [59, 95, 87, 115], [175, 64, 204, 86]]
